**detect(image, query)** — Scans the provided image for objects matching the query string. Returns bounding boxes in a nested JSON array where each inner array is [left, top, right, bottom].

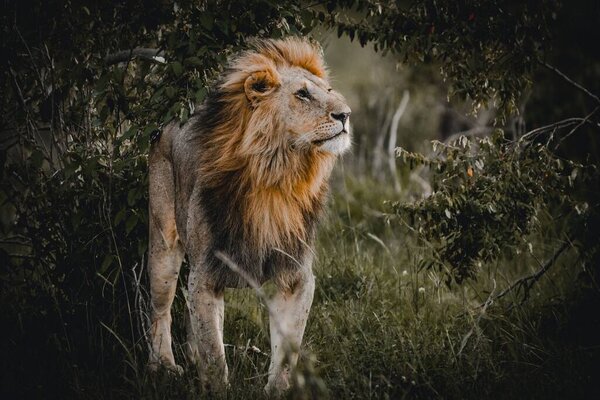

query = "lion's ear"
[[244, 70, 279, 105]]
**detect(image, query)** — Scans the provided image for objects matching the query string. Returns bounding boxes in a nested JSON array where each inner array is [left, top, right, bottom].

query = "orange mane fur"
[[197, 37, 335, 251]]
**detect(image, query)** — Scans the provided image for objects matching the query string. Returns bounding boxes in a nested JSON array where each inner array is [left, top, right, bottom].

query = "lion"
[[147, 37, 351, 393]]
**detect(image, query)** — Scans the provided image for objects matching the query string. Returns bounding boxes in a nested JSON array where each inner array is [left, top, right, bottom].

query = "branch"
[[540, 61, 600, 105], [467, 240, 571, 315], [488, 240, 570, 306], [519, 116, 600, 142], [104, 48, 165, 66], [554, 106, 600, 149], [215, 251, 289, 345]]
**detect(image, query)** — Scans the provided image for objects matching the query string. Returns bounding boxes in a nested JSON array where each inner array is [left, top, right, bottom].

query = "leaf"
[[117, 126, 137, 144], [184, 56, 203, 66], [165, 86, 177, 99], [195, 87, 207, 103], [143, 123, 158, 137], [127, 189, 138, 207], [171, 61, 183, 76], [199, 12, 214, 30], [29, 150, 44, 169], [114, 208, 126, 226], [125, 213, 138, 234], [137, 241, 148, 257]]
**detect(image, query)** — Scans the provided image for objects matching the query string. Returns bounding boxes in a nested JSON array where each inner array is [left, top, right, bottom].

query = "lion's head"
[[194, 37, 350, 250], [219, 37, 352, 158]]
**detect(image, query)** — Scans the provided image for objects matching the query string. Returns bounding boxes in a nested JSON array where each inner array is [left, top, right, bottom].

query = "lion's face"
[[244, 65, 351, 155], [279, 66, 351, 155]]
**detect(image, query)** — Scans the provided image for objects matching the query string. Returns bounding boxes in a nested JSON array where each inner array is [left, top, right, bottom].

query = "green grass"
[[3, 174, 599, 399]]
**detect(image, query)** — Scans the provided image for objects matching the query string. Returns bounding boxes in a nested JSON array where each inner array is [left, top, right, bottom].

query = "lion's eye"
[[327, 88, 332, 92], [295, 88, 311, 100]]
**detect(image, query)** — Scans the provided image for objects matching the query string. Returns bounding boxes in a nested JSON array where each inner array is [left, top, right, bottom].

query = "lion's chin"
[[315, 131, 351, 155]]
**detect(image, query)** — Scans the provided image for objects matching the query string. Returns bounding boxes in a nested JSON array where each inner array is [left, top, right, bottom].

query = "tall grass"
[[2, 173, 599, 399]]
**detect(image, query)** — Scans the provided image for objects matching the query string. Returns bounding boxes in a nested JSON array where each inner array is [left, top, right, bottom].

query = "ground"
[[2, 173, 599, 400]]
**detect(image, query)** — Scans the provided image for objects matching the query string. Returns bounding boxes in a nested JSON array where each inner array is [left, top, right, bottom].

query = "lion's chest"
[[198, 160, 330, 289], [244, 187, 317, 250], [201, 187, 322, 290]]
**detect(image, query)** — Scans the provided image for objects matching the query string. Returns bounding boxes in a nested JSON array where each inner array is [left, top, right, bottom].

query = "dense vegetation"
[[1, 0, 599, 398]]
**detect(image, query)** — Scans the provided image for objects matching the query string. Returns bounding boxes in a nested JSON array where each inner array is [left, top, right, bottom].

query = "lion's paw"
[[264, 373, 291, 397], [147, 361, 184, 376]]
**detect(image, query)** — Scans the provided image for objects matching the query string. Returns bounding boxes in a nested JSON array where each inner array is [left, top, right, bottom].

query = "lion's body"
[[147, 37, 351, 393]]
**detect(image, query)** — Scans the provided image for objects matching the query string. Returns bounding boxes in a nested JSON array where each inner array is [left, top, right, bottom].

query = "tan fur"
[[147, 37, 351, 393]]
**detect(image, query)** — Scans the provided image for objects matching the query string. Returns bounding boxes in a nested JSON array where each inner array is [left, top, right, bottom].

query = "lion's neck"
[[241, 150, 335, 250]]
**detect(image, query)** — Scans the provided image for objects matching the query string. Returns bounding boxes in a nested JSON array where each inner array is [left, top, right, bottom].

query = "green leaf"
[[127, 188, 138, 207], [165, 86, 177, 99], [125, 213, 138, 234], [137, 241, 148, 257], [171, 61, 183, 76], [114, 208, 126, 226], [199, 12, 214, 30], [195, 87, 207, 103], [29, 150, 44, 169], [184, 56, 203, 66]]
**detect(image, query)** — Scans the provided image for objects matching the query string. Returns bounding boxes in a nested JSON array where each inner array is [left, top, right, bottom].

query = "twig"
[[215, 251, 286, 338], [14, 24, 45, 90], [456, 280, 496, 356], [519, 117, 600, 142], [5, 253, 35, 259], [553, 106, 600, 149], [215, 251, 321, 387], [540, 61, 600, 105], [131, 257, 153, 355], [475, 240, 570, 310], [104, 48, 166, 65]]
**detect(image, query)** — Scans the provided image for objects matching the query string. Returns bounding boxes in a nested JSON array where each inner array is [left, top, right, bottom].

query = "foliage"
[[383, 0, 600, 286], [393, 130, 599, 284], [325, 0, 559, 114]]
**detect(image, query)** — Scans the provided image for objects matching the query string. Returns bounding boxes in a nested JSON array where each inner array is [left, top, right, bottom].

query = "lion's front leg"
[[265, 266, 316, 394], [186, 273, 228, 391]]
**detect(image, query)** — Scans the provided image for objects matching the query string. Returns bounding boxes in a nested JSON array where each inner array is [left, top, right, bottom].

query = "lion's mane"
[[188, 38, 336, 288]]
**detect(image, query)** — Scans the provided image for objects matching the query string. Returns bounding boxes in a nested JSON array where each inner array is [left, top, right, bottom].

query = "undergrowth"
[[2, 173, 599, 399]]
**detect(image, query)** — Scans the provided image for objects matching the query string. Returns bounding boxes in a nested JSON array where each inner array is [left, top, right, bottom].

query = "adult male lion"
[[147, 37, 351, 393]]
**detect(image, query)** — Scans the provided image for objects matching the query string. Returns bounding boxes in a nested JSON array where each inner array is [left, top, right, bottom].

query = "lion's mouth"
[[313, 129, 347, 145]]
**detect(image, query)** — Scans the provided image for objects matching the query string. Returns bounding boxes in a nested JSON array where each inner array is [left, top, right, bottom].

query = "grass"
[[2, 173, 600, 399]]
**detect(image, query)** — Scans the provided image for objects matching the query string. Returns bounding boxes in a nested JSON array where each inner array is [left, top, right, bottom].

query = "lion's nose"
[[331, 112, 350, 125]]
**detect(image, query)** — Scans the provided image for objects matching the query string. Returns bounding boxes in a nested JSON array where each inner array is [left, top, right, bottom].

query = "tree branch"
[[554, 106, 600, 149], [472, 240, 571, 312], [519, 116, 600, 142], [540, 61, 600, 105], [104, 48, 165, 66]]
